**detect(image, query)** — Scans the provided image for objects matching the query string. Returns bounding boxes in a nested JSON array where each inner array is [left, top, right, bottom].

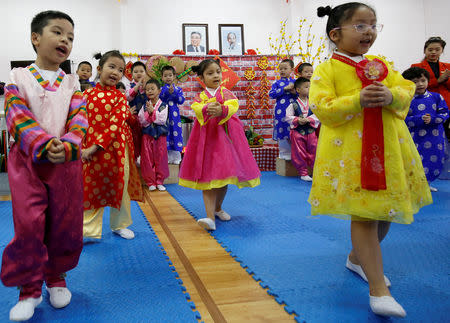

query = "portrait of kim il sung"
[[183, 23, 209, 56]]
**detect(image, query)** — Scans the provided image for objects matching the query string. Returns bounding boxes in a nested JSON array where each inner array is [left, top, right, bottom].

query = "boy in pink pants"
[[1, 10, 87, 321], [285, 77, 320, 181], [139, 79, 170, 191]]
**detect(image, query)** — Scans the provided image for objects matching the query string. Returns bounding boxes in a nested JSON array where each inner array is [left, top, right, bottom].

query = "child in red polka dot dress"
[[82, 51, 143, 240]]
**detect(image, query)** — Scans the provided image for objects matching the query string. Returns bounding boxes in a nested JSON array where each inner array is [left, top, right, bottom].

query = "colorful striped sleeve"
[[4, 84, 54, 162], [59, 90, 88, 161]]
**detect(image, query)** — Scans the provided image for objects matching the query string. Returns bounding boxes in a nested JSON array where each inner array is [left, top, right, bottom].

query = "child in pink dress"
[[179, 59, 261, 230], [1, 11, 87, 321]]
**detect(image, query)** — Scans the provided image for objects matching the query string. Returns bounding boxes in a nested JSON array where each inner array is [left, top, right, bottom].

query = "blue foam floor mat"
[[167, 172, 449, 323], [0, 201, 200, 322]]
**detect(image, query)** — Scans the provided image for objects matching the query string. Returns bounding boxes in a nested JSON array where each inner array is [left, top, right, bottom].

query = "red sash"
[[331, 53, 388, 191]]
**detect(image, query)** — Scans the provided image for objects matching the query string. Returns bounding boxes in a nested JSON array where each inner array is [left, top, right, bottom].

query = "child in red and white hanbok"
[[285, 77, 319, 181]]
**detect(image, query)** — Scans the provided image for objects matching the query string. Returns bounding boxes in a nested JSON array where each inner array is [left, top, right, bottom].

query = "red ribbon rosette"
[[356, 58, 388, 191]]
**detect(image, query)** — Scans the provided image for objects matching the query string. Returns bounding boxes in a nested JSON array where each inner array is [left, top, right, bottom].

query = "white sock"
[[113, 228, 135, 239], [197, 218, 216, 230], [9, 296, 42, 321], [370, 295, 406, 317], [46, 287, 72, 309], [346, 256, 391, 287]]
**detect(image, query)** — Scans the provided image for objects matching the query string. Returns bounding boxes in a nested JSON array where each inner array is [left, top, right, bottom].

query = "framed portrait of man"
[[182, 23, 209, 56], [219, 24, 245, 55]]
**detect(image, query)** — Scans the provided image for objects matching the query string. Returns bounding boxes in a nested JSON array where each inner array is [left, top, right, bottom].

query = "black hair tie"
[[317, 6, 332, 17]]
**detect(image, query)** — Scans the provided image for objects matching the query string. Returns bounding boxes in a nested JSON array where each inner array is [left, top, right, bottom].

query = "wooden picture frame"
[[219, 24, 245, 55], [182, 23, 209, 55]]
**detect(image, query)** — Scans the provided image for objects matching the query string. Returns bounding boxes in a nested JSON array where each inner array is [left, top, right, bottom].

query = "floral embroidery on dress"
[[334, 138, 343, 146], [331, 178, 339, 190], [388, 209, 397, 219]]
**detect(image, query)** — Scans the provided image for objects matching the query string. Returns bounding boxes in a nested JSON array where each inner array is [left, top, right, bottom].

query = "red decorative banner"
[[197, 56, 239, 90], [124, 61, 133, 81]]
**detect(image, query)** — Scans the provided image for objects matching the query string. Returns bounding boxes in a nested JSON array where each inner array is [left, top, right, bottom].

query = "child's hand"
[[169, 84, 174, 94], [437, 69, 450, 83], [82, 145, 99, 162], [135, 80, 143, 92], [47, 138, 66, 164], [422, 113, 431, 124], [146, 100, 154, 113], [360, 81, 393, 108], [206, 102, 222, 117], [284, 83, 294, 91], [298, 117, 309, 125], [130, 105, 137, 114]]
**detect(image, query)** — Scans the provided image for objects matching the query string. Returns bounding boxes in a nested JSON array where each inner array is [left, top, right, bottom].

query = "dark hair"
[[146, 79, 161, 89], [191, 59, 221, 76], [297, 62, 313, 73], [131, 61, 146, 73], [191, 31, 201, 38], [116, 81, 126, 90], [402, 67, 430, 81], [317, 3, 376, 40], [294, 77, 310, 89], [80, 81, 93, 92], [161, 65, 176, 75], [280, 59, 294, 69], [77, 61, 92, 70], [94, 51, 125, 68], [31, 10, 74, 52], [424, 36, 446, 51]]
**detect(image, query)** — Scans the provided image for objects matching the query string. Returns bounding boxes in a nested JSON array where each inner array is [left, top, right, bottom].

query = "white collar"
[[31, 63, 61, 84], [206, 87, 219, 97]]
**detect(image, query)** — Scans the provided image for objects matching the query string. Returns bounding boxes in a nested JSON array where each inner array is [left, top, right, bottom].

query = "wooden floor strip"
[[140, 189, 295, 322], [144, 191, 227, 323]]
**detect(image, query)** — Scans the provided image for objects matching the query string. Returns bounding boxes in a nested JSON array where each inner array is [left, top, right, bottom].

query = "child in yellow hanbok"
[[310, 2, 432, 318]]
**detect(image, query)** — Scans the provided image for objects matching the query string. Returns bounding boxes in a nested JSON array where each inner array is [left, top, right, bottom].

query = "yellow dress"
[[308, 55, 432, 224]]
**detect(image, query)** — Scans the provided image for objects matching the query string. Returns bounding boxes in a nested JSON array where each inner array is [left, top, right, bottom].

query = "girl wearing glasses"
[[309, 2, 432, 318]]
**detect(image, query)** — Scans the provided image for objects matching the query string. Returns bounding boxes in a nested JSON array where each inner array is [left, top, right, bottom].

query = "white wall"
[[0, 0, 449, 82], [288, 0, 449, 72]]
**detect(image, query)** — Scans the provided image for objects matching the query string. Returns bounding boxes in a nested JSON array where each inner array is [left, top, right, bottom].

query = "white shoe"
[[429, 186, 438, 192], [197, 218, 216, 231], [46, 286, 71, 309], [113, 228, 135, 240], [369, 295, 406, 317], [215, 210, 231, 221], [300, 175, 313, 182], [149, 185, 157, 191], [157, 184, 166, 191], [346, 256, 391, 287], [9, 296, 42, 321], [136, 156, 141, 167], [173, 160, 181, 165]]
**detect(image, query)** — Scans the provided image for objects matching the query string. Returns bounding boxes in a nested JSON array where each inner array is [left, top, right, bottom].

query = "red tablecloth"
[[250, 146, 279, 171]]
